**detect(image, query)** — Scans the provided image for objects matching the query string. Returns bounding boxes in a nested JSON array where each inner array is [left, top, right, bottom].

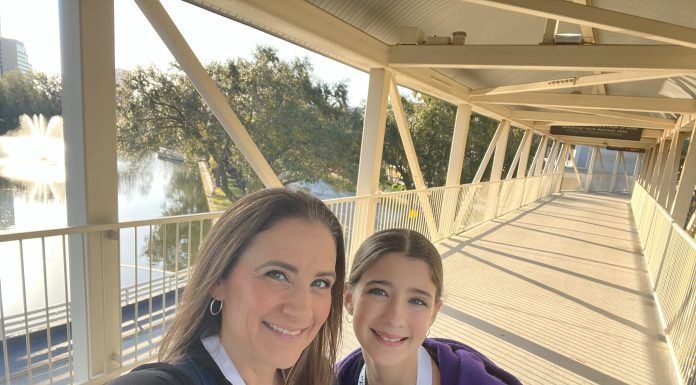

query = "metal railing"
[[631, 183, 696, 385], [0, 173, 563, 384]]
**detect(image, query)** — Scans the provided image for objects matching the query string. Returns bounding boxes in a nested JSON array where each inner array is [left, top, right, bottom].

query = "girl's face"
[[345, 252, 441, 367], [211, 218, 337, 373]]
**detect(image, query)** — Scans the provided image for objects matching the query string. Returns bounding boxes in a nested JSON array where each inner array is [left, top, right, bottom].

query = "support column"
[[516, 130, 533, 179], [641, 145, 658, 186], [472, 121, 504, 183], [354, 68, 390, 246], [609, 151, 621, 192], [440, 104, 472, 236], [506, 129, 530, 180], [60, 0, 120, 380], [662, 132, 689, 208], [542, 140, 559, 175], [585, 146, 598, 192], [649, 139, 669, 196], [569, 146, 583, 190], [531, 136, 549, 177], [136, 0, 282, 187], [388, 77, 439, 239], [486, 119, 510, 218], [671, 123, 696, 227]]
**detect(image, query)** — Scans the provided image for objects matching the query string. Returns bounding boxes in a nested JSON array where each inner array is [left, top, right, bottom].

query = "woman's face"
[[212, 217, 337, 372], [345, 252, 441, 367]]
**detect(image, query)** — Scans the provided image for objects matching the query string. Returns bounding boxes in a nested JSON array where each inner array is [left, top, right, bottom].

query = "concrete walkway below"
[[340, 192, 677, 385]]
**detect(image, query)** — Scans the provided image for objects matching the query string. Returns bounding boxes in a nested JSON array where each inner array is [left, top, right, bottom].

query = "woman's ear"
[[210, 280, 225, 301], [343, 284, 354, 315]]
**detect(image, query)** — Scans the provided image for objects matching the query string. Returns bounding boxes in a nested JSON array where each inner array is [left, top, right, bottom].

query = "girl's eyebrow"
[[366, 280, 433, 298], [258, 260, 336, 279]]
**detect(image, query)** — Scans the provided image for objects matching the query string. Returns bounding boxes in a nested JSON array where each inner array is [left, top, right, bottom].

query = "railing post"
[[60, 0, 121, 380]]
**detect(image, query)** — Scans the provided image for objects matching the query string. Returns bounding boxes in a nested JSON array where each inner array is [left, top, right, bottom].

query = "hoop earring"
[[209, 299, 223, 316]]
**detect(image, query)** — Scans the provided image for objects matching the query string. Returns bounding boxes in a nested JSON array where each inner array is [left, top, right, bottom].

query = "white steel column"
[[657, 132, 681, 206], [609, 151, 621, 192], [633, 153, 643, 182], [135, 0, 282, 187], [473, 121, 504, 183], [649, 139, 669, 196], [542, 140, 559, 175], [642, 145, 658, 185], [596, 147, 607, 190], [440, 103, 472, 235], [506, 129, 530, 180], [354, 68, 390, 245], [664, 132, 689, 208], [388, 77, 439, 239], [486, 119, 510, 218], [671, 123, 696, 227], [60, 0, 120, 380], [569, 146, 584, 189], [585, 146, 599, 192], [516, 130, 534, 178], [532, 135, 549, 177], [638, 147, 653, 184]]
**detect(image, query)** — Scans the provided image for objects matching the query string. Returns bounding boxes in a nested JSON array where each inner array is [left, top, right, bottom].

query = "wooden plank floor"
[[339, 192, 677, 385]]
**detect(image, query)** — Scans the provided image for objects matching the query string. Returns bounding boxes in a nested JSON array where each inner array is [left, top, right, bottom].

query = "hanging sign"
[[606, 146, 646, 153], [550, 125, 643, 141]]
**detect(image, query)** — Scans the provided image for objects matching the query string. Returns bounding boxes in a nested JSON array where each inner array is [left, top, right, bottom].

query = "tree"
[[0, 71, 62, 134], [117, 47, 362, 199]]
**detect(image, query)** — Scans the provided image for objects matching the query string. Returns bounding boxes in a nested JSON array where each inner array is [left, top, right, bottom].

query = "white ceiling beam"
[[388, 45, 696, 72], [472, 92, 696, 113], [541, 134, 654, 148], [549, 107, 677, 126], [460, 0, 696, 49], [513, 111, 673, 130], [472, 71, 686, 96]]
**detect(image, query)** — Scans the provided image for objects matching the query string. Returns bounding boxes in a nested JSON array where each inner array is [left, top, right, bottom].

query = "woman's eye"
[[265, 270, 289, 281], [409, 297, 427, 306], [368, 288, 387, 296], [311, 279, 332, 289]]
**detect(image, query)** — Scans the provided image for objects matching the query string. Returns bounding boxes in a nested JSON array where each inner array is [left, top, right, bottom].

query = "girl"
[[336, 228, 521, 385]]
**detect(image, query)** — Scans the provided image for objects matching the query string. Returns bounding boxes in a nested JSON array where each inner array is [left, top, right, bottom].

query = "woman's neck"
[[362, 351, 419, 385], [217, 332, 282, 385]]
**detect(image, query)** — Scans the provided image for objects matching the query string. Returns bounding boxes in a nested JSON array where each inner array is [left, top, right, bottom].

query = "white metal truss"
[[388, 45, 696, 72], [460, 0, 696, 49], [135, 0, 282, 188], [388, 76, 440, 238]]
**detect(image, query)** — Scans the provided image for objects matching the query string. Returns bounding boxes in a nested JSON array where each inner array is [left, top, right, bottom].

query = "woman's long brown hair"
[[158, 188, 345, 384]]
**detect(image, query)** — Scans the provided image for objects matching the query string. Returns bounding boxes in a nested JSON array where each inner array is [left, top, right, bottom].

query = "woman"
[[111, 188, 346, 385], [336, 229, 521, 385]]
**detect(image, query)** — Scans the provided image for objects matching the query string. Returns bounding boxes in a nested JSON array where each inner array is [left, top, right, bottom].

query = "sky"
[[0, 0, 370, 106]]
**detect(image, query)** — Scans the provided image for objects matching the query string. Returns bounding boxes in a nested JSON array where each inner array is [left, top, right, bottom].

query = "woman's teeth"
[[263, 321, 302, 336]]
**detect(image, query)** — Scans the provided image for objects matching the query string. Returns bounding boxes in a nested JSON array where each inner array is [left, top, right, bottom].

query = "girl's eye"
[[368, 288, 387, 296], [265, 270, 289, 281], [311, 279, 333, 289], [409, 297, 427, 306]]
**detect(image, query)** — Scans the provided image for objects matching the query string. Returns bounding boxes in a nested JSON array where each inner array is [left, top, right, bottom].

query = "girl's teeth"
[[376, 331, 404, 342]]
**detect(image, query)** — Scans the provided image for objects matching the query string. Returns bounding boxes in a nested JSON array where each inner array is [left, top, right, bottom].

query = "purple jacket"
[[335, 338, 522, 385]]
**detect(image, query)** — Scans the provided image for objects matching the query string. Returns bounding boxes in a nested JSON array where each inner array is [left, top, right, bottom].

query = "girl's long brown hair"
[[158, 188, 345, 384]]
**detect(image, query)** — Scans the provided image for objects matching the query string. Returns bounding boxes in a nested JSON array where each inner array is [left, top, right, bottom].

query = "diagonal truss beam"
[[388, 45, 696, 72], [472, 92, 696, 113], [472, 71, 688, 96], [459, 0, 696, 49]]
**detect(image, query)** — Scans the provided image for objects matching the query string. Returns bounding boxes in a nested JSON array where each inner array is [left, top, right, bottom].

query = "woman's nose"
[[281, 285, 313, 319]]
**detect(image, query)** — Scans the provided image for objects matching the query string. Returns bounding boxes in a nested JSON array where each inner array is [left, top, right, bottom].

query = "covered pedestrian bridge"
[[1, 0, 695, 384]]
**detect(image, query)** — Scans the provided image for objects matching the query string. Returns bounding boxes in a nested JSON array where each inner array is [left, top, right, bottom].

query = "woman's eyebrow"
[[409, 288, 433, 298], [258, 261, 336, 279], [257, 260, 298, 273]]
